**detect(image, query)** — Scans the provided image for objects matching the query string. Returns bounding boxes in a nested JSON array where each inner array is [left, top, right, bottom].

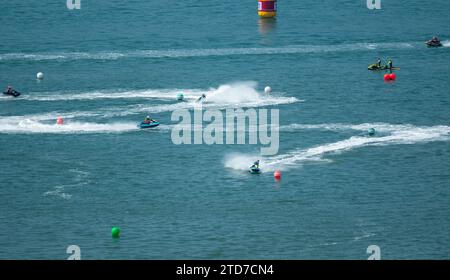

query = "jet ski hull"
[[368, 64, 400, 71], [368, 64, 387, 71], [426, 41, 442, 47], [138, 122, 160, 129], [3, 91, 20, 97], [249, 167, 261, 174]]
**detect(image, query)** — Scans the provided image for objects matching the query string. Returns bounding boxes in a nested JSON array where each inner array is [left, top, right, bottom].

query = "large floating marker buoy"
[[258, 0, 277, 18], [264, 86, 272, 94], [36, 72, 44, 80], [56, 117, 64, 125], [177, 93, 184, 101], [111, 227, 121, 238]]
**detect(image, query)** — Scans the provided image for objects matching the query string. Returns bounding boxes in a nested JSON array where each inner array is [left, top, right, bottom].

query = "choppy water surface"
[[1, 1, 449, 259]]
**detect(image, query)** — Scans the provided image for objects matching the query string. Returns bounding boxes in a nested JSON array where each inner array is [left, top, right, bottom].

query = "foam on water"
[[279, 123, 418, 133], [125, 82, 299, 115], [44, 168, 91, 200], [1, 82, 299, 123], [0, 119, 138, 134], [44, 186, 72, 200], [0, 42, 416, 62], [22, 89, 204, 101], [226, 123, 450, 172], [20, 82, 297, 106], [224, 153, 262, 171]]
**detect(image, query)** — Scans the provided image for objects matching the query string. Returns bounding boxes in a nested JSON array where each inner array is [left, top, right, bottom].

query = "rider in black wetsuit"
[[431, 36, 440, 43], [5, 86, 13, 95], [387, 59, 393, 73], [197, 94, 206, 102]]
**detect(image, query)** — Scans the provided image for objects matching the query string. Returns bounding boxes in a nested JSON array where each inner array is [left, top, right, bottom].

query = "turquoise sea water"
[[1, 1, 449, 259]]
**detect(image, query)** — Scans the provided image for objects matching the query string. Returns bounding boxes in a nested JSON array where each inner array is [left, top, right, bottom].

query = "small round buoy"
[[177, 93, 184, 101], [264, 86, 272, 94], [384, 74, 391, 81], [111, 227, 121, 238], [56, 117, 64, 125], [368, 128, 376, 136], [389, 73, 396, 81], [36, 72, 44, 80], [274, 170, 281, 180]]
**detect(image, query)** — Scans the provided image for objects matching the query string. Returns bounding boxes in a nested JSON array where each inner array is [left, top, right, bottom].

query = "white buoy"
[[36, 72, 44, 80], [264, 86, 272, 94]]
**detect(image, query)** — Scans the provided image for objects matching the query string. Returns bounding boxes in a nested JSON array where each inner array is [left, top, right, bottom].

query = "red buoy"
[[389, 73, 396, 80], [56, 117, 64, 125], [274, 170, 281, 180], [384, 74, 391, 81]]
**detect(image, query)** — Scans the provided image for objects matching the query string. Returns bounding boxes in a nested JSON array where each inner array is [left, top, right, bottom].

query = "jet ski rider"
[[431, 36, 440, 44], [197, 94, 206, 102], [5, 86, 13, 95], [143, 116, 154, 124], [387, 59, 393, 73]]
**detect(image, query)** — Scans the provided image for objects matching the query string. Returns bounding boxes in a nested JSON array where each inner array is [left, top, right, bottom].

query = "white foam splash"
[[22, 82, 297, 106], [224, 153, 262, 171], [442, 40, 450, 47], [226, 123, 450, 172], [127, 82, 299, 115], [23, 89, 204, 102], [2, 82, 299, 122], [0, 119, 138, 134]]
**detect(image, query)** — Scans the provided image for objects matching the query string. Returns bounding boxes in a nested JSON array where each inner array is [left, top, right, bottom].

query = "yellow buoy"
[[258, 0, 277, 18]]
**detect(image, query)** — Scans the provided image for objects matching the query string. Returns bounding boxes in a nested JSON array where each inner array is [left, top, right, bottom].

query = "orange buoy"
[[56, 117, 64, 125], [274, 170, 281, 180], [258, 0, 277, 18]]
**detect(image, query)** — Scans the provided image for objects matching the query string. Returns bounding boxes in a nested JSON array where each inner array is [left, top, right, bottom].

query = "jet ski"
[[368, 64, 387, 71], [3, 90, 20, 97], [425, 40, 442, 47], [249, 165, 261, 174], [138, 121, 160, 129], [368, 64, 400, 71]]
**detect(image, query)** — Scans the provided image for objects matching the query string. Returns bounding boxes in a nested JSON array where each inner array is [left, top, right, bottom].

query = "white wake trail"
[[225, 123, 450, 172], [0, 119, 138, 134]]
